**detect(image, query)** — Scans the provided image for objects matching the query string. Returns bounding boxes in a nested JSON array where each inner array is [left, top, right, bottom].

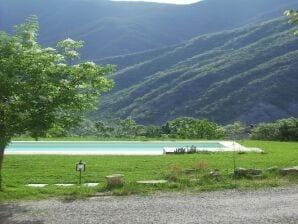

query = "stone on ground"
[[234, 168, 262, 177], [25, 184, 48, 187], [83, 183, 99, 187], [280, 166, 298, 175], [106, 174, 124, 186], [136, 180, 168, 184]]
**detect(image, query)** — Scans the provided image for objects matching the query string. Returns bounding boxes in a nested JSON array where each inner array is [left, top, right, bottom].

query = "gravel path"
[[1, 186, 298, 224]]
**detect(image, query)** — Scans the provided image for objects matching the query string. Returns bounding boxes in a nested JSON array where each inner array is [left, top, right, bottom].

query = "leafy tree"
[[161, 122, 171, 135], [93, 120, 116, 138], [251, 123, 279, 140], [167, 117, 196, 138], [224, 121, 246, 139], [276, 118, 298, 141], [252, 117, 298, 141], [285, 9, 298, 35], [144, 125, 162, 138], [94, 120, 108, 137], [117, 117, 142, 137], [0, 17, 114, 189], [166, 117, 225, 139]]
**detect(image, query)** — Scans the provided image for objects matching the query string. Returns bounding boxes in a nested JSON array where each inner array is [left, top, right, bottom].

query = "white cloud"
[[111, 0, 202, 5]]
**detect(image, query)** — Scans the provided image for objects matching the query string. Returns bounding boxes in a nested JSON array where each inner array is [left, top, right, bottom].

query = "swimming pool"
[[5, 141, 228, 155]]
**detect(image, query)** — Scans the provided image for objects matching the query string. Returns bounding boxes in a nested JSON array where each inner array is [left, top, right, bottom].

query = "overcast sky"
[[112, 0, 202, 4]]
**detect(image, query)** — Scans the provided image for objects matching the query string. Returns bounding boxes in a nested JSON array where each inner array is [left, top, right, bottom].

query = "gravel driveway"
[[1, 186, 298, 224]]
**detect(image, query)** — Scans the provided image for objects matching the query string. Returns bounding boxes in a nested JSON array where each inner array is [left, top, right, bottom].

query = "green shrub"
[[252, 117, 298, 141]]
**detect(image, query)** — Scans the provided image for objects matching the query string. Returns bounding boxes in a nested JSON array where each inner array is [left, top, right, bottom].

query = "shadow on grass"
[[0, 204, 44, 224]]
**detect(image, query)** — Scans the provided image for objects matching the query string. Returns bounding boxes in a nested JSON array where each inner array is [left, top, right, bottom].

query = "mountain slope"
[[93, 17, 298, 124], [1, 0, 297, 59]]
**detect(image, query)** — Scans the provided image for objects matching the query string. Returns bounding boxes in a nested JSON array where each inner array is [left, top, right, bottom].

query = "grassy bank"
[[0, 140, 297, 202]]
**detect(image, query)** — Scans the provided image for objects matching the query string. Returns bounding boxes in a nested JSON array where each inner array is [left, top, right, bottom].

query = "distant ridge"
[[93, 17, 298, 124], [1, 0, 297, 125], [1, 0, 297, 58]]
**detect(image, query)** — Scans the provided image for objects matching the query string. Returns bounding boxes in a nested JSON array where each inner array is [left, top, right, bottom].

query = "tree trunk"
[[0, 139, 9, 191], [0, 145, 5, 191]]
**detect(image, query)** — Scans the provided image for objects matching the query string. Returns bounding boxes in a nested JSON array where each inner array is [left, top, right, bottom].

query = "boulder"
[[136, 180, 168, 184], [209, 170, 220, 177], [280, 166, 298, 175], [209, 169, 221, 180], [106, 174, 124, 186], [234, 168, 262, 177], [83, 183, 99, 187], [25, 184, 48, 187]]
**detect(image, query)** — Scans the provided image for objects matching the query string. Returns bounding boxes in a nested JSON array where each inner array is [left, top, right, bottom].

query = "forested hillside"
[[93, 18, 298, 125], [1, 0, 297, 125], [0, 0, 297, 58]]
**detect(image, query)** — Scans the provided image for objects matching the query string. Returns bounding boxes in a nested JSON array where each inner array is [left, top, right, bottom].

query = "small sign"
[[76, 160, 86, 172]]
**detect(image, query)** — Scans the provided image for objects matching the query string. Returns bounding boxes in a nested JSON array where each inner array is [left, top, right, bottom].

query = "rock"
[[136, 180, 168, 184], [209, 170, 221, 180], [234, 168, 262, 177], [25, 184, 48, 187], [83, 183, 99, 187], [209, 171, 220, 177], [280, 166, 298, 175], [106, 174, 124, 186]]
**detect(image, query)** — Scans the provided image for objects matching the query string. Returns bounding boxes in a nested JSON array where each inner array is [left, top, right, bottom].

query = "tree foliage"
[[164, 117, 225, 139], [72, 117, 225, 140], [251, 117, 298, 141], [0, 16, 114, 141], [58, 116, 298, 142], [224, 121, 246, 139], [0, 17, 114, 189], [285, 9, 298, 35]]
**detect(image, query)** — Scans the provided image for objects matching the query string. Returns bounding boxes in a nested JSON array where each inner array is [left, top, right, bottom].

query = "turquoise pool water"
[[6, 141, 226, 153]]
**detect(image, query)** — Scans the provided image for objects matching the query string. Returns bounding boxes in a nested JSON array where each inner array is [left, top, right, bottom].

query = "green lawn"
[[0, 140, 297, 202]]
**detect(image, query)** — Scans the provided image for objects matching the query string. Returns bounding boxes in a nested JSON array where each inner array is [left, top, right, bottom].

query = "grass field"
[[0, 140, 297, 202]]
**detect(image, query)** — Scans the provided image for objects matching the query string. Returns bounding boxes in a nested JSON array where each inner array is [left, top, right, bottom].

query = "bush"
[[165, 117, 226, 139], [252, 117, 298, 141]]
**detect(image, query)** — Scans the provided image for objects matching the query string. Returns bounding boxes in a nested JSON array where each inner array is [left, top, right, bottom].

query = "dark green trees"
[[252, 118, 298, 141], [164, 117, 225, 139]]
